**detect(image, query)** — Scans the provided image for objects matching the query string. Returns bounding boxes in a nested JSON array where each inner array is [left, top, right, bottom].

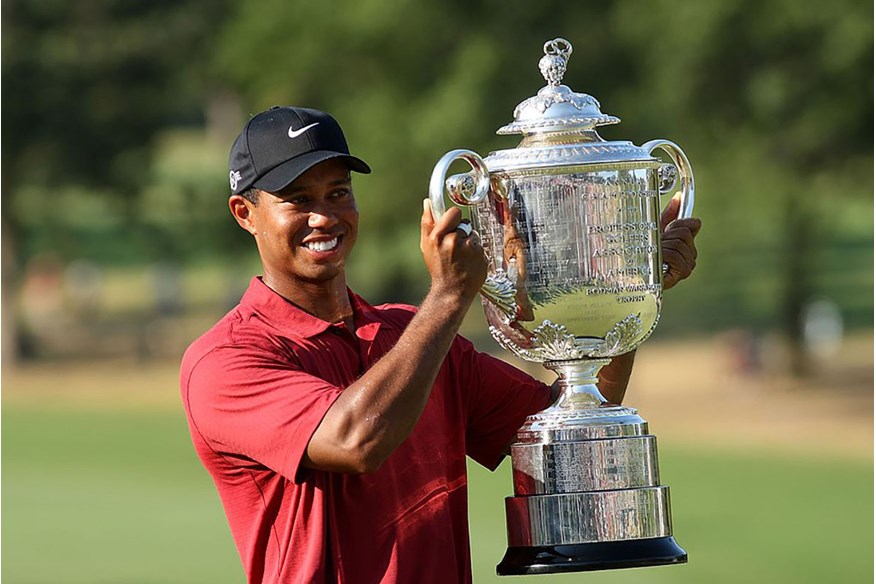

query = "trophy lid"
[[497, 38, 620, 136], [485, 37, 659, 172]]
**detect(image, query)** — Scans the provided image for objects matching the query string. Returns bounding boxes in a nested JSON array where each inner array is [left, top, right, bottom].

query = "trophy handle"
[[428, 149, 491, 218], [641, 140, 695, 220], [428, 150, 519, 321]]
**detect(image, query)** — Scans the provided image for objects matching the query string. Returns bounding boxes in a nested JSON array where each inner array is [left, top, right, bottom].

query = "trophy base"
[[496, 536, 687, 575]]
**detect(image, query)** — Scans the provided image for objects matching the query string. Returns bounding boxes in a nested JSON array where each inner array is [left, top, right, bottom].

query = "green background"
[[2, 0, 872, 582], [3, 400, 872, 583]]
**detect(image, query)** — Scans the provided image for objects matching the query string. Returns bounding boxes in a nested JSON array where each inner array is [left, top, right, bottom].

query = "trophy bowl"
[[429, 38, 695, 575]]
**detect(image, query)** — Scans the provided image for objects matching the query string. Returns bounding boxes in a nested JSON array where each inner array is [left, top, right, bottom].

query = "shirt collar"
[[240, 276, 385, 340], [349, 292, 383, 342]]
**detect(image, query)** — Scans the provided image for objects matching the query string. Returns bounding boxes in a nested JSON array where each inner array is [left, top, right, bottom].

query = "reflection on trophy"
[[429, 38, 695, 575]]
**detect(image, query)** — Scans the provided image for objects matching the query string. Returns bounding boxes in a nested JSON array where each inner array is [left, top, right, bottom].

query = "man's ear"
[[229, 194, 258, 235]]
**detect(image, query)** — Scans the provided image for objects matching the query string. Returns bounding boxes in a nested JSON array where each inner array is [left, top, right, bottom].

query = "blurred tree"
[[2, 0, 229, 258], [213, 0, 872, 375], [212, 0, 634, 302], [610, 0, 873, 374], [2, 0, 229, 361], [2, 0, 872, 370]]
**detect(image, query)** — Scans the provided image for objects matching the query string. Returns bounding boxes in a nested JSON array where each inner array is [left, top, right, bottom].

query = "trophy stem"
[[544, 358, 612, 411], [498, 361, 686, 576]]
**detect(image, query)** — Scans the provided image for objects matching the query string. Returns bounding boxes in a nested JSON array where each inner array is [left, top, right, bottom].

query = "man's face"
[[245, 159, 359, 286]]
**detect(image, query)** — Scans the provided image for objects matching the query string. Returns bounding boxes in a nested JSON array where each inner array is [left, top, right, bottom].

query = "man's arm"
[[303, 201, 486, 474], [596, 351, 637, 405], [595, 193, 702, 404]]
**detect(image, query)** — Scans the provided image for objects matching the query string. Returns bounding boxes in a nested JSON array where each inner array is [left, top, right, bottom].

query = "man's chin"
[[296, 265, 344, 284]]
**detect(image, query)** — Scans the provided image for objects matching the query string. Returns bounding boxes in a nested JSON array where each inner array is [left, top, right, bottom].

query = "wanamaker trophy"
[[428, 38, 695, 575]]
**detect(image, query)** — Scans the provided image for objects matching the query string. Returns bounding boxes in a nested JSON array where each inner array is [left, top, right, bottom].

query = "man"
[[181, 106, 701, 584]]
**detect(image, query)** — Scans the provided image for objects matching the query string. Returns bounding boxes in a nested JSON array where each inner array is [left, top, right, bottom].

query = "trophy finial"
[[497, 37, 619, 135], [539, 38, 573, 86]]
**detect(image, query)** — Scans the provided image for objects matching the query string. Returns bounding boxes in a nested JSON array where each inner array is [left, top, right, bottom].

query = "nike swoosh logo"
[[288, 122, 319, 139]]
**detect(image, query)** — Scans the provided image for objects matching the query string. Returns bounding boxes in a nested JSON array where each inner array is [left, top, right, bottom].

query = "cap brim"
[[253, 151, 371, 194]]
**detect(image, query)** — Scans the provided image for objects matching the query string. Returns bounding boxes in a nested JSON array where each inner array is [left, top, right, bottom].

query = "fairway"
[[2, 405, 244, 584], [3, 338, 873, 583], [3, 400, 872, 584], [467, 450, 873, 583]]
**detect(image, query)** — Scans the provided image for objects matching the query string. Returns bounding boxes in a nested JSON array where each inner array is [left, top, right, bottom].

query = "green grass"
[[2, 406, 243, 584], [468, 449, 874, 583], [3, 405, 872, 584]]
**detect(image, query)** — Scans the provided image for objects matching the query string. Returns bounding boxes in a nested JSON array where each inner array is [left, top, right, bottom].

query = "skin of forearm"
[[304, 289, 471, 474], [596, 350, 636, 405]]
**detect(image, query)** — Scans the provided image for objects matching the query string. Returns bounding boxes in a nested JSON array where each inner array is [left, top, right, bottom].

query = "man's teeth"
[[305, 237, 339, 252]]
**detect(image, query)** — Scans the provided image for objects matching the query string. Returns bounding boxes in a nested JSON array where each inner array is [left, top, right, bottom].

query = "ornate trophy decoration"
[[429, 38, 695, 575]]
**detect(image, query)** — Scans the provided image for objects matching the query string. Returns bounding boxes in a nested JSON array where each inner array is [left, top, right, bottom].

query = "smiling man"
[[180, 106, 701, 584]]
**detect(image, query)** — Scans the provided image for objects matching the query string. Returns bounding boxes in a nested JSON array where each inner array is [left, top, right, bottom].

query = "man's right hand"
[[302, 200, 489, 475], [420, 199, 487, 304]]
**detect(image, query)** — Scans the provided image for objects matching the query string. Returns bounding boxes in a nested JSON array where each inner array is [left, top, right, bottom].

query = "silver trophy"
[[429, 38, 694, 574]]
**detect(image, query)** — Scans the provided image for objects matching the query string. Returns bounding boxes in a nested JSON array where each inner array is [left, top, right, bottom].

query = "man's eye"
[[286, 196, 308, 205], [330, 189, 350, 199]]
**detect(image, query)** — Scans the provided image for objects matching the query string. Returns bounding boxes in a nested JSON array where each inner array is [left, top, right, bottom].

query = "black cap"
[[228, 106, 371, 195]]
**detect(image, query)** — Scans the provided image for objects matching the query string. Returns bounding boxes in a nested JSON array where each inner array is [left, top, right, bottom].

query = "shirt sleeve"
[[451, 336, 552, 470], [183, 343, 342, 484]]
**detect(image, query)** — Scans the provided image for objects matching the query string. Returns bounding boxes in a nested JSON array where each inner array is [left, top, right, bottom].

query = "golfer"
[[181, 106, 701, 583]]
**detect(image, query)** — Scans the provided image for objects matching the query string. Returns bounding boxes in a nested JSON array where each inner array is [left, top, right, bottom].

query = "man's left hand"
[[660, 193, 702, 290]]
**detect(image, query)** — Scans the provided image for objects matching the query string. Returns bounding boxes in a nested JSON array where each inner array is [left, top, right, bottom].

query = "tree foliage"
[[3, 0, 227, 192], [3, 0, 873, 331]]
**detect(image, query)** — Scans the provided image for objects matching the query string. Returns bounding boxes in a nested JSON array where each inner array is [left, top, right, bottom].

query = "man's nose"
[[308, 207, 338, 229]]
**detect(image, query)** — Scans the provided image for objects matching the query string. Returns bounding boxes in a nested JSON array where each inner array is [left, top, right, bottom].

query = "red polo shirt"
[[181, 277, 551, 584]]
